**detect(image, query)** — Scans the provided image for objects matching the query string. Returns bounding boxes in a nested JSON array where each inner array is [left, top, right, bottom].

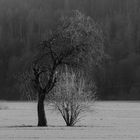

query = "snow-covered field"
[[0, 101, 140, 140]]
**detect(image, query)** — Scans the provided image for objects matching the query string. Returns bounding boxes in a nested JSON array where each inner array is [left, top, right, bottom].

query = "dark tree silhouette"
[[30, 10, 104, 126]]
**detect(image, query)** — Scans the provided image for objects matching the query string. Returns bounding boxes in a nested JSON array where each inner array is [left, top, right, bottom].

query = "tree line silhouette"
[[0, 0, 140, 100]]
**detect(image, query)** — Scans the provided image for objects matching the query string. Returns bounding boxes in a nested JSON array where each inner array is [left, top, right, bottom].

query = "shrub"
[[50, 67, 96, 126]]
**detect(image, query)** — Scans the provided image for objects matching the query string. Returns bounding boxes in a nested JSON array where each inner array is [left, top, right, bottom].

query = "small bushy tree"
[[50, 67, 96, 126]]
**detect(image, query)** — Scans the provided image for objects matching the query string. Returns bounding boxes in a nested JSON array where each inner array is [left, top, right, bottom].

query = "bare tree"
[[29, 10, 104, 126], [50, 67, 96, 126]]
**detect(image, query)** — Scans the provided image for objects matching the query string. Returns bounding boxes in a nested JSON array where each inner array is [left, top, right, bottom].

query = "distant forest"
[[0, 0, 140, 100]]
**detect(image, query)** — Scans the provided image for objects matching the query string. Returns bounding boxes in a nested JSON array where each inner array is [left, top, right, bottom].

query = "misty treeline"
[[0, 0, 140, 100]]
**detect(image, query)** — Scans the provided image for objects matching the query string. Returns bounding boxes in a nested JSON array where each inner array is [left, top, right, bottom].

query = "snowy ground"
[[0, 101, 140, 140]]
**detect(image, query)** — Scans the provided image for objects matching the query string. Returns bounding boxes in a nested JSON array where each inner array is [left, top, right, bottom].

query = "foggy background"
[[0, 0, 140, 100]]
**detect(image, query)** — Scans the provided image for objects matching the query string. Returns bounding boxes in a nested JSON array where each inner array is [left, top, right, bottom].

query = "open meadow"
[[0, 101, 140, 140]]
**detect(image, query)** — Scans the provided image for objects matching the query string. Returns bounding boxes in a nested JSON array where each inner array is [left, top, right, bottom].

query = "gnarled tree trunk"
[[37, 93, 47, 126]]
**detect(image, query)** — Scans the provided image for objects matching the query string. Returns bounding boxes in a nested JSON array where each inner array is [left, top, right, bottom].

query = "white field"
[[0, 101, 140, 140]]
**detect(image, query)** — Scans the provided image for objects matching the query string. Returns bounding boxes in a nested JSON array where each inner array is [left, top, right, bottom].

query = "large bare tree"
[[29, 10, 104, 126]]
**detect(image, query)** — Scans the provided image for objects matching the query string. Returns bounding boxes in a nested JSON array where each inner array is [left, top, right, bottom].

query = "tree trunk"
[[37, 93, 47, 126]]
